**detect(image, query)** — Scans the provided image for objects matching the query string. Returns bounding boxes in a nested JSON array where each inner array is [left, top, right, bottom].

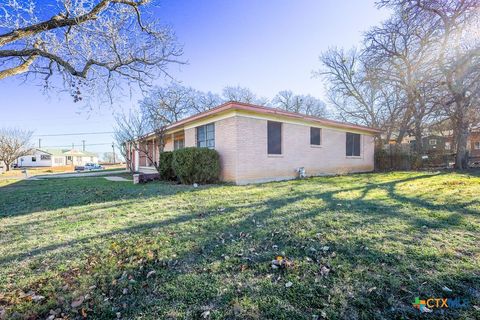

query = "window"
[[429, 139, 437, 145], [445, 142, 451, 150], [310, 127, 321, 145], [54, 157, 63, 164], [196, 123, 215, 149], [32, 156, 36, 162], [267, 121, 282, 154], [40, 155, 51, 160], [346, 132, 361, 157], [475, 141, 480, 150], [174, 139, 185, 150]]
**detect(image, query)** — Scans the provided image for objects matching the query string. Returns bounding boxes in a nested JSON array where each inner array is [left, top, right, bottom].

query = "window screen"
[[346, 132, 361, 156], [196, 123, 215, 149], [310, 127, 321, 145], [174, 139, 185, 150], [268, 121, 282, 154]]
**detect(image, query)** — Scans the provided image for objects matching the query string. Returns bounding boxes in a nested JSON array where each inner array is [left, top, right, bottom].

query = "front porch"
[[129, 130, 186, 172]]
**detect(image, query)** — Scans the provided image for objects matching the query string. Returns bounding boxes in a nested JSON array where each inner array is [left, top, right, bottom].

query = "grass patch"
[[0, 171, 479, 319]]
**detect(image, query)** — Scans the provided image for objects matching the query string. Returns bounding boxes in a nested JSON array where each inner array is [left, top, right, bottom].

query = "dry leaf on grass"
[[271, 256, 293, 269], [71, 296, 84, 308], [31, 294, 45, 302], [146, 270, 156, 278], [320, 266, 330, 277]]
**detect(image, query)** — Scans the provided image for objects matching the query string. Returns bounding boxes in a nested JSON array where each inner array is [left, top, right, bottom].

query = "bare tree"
[[115, 84, 191, 173], [103, 152, 120, 163], [315, 48, 398, 144], [114, 109, 151, 172], [140, 83, 202, 123], [222, 85, 269, 105], [379, 0, 480, 168], [0, 128, 33, 171], [0, 0, 183, 104], [192, 90, 223, 112], [363, 11, 438, 152], [272, 90, 327, 117]]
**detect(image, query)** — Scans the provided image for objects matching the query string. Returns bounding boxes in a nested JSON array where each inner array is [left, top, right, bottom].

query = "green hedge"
[[172, 147, 220, 184], [158, 151, 175, 180]]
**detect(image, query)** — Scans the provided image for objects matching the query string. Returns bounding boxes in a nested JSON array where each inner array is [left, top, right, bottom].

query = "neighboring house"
[[420, 135, 449, 152], [17, 149, 98, 167], [128, 102, 380, 184], [404, 131, 479, 156], [469, 131, 480, 158]]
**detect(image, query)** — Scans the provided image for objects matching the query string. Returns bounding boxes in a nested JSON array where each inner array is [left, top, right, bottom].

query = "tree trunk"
[[455, 125, 469, 170], [396, 107, 413, 144], [414, 122, 423, 154], [451, 94, 471, 170], [396, 127, 407, 145], [5, 163, 10, 171]]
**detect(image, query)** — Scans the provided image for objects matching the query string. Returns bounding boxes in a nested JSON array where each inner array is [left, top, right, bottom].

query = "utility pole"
[[38, 138, 42, 148], [112, 142, 116, 164], [72, 143, 74, 150], [82, 140, 86, 151]]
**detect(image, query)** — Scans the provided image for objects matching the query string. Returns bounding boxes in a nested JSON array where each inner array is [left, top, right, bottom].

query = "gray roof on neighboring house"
[[39, 149, 69, 156]]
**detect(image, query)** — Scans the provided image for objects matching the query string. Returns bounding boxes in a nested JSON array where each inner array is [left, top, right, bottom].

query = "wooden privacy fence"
[[375, 144, 457, 171]]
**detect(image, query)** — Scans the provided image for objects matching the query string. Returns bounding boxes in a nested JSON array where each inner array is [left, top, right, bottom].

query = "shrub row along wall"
[[159, 147, 220, 184]]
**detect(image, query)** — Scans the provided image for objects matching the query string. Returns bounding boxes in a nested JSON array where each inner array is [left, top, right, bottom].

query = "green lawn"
[[0, 172, 479, 319]]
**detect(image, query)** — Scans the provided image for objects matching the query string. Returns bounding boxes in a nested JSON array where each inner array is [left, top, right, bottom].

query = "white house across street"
[[17, 149, 98, 167]]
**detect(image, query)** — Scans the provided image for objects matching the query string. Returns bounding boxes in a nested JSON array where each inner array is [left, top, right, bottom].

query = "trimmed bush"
[[172, 147, 220, 184], [158, 151, 175, 180]]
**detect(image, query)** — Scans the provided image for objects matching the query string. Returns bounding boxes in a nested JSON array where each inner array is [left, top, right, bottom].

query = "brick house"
[[128, 102, 381, 184], [469, 131, 480, 158]]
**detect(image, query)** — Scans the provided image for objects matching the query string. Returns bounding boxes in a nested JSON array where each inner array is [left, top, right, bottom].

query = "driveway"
[[31, 170, 128, 179]]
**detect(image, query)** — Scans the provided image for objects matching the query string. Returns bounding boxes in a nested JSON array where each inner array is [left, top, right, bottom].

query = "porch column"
[[134, 150, 139, 172]]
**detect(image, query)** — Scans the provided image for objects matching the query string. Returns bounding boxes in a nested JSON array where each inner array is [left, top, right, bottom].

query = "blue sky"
[[0, 0, 390, 156]]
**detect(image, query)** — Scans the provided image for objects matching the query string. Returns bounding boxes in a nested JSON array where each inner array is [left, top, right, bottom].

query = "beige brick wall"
[[165, 114, 375, 184], [212, 117, 238, 181], [233, 116, 374, 184], [185, 128, 196, 147], [164, 135, 174, 152]]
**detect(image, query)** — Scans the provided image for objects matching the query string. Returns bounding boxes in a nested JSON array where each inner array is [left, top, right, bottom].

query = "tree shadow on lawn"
[[0, 176, 224, 218], [112, 173, 479, 319], [90, 178, 480, 318], [2, 172, 476, 268], [2, 172, 479, 319], [462, 168, 480, 177]]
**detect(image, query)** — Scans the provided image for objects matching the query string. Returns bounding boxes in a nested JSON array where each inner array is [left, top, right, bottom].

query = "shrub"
[[158, 151, 175, 180], [172, 147, 220, 184]]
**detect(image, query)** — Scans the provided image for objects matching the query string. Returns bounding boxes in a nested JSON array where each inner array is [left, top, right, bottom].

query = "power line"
[[40, 142, 112, 148], [33, 131, 114, 137]]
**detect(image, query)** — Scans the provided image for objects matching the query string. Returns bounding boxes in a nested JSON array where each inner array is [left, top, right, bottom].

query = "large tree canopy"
[[0, 0, 182, 103], [318, 0, 480, 168]]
